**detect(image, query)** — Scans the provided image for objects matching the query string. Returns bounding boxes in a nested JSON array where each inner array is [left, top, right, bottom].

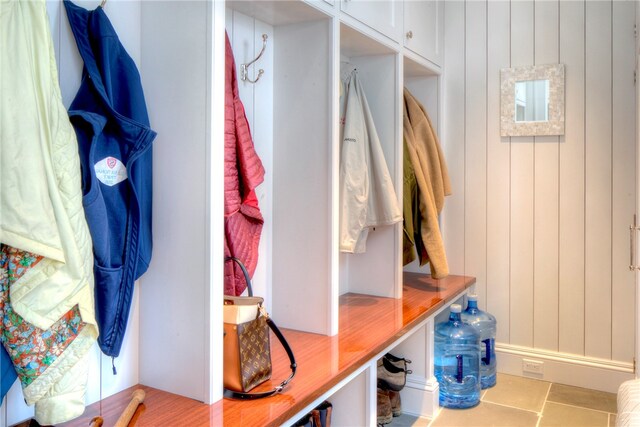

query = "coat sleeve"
[[339, 75, 369, 253]]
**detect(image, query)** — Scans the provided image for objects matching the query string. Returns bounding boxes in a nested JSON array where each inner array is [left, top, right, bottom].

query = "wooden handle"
[[114, 389, 146, 427]]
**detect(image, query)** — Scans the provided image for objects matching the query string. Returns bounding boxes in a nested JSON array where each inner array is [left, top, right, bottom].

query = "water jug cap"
[[467, 294, 478, 301], [450, 304, 462, 313]]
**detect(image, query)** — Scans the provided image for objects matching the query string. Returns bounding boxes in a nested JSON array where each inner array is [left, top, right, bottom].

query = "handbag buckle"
[[258, 305, 269, 319]]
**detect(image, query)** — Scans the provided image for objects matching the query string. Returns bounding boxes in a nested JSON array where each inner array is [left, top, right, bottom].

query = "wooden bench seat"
[[55, 273, 474, 427]]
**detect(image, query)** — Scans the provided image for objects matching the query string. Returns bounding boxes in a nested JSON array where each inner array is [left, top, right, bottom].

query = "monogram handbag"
[[223, 257, 296, 399]]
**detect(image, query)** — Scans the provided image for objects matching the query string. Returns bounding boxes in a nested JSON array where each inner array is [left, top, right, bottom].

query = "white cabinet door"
[[340, 0, 402, 42], [403, 0, 443, 66]]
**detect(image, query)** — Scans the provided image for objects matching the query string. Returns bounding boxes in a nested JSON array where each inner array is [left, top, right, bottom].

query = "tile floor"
[[388, 373, 618, 427]]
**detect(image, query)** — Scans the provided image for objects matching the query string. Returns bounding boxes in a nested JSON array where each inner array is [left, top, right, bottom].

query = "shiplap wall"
[[443, 0, 636, 363]]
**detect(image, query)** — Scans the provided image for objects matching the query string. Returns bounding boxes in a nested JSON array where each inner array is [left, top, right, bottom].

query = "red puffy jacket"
[[224, 33, 265, 296]]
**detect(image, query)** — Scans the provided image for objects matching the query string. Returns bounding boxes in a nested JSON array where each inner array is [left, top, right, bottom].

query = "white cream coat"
[[0, 0, 98, 423], [339, 70, 402, 253]]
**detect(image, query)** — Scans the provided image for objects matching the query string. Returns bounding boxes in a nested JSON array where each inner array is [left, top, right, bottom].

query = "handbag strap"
[[223, 315, 297, 400], [225, 256, 253, 297]]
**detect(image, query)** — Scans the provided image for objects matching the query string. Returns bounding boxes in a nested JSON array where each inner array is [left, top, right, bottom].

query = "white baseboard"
[[496, 343, 634, 393], [400, 375, 440, 419], [397, 344, 632, 420]]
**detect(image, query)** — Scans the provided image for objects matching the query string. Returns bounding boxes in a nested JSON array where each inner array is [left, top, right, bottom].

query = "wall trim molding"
[[406, 375, 440, 392], [497, 343, 634, 373], [496, 343, 634, 393]]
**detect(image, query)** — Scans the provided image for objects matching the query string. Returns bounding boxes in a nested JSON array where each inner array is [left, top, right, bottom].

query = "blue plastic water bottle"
[[461, 294, 497, 389], [434, 304, 481, 408]]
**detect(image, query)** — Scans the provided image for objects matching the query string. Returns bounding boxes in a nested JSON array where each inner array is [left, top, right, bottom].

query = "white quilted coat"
[[0, 0, 98, 423]]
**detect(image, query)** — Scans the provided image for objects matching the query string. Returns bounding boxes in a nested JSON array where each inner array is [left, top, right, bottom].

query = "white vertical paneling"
[[464, 0, 487, 307], [533, 0, 559, 352], [109, 2, 142, 65], [442, 0, 465, 275], [558, 0, 586, 356], [57, 2, 84, 106], [230, 11, 256, 131], [488, 1, 511, 342], [584, 0, 612, 360], [252, 19, 275, 312], [225, 7, 233, 39], [611, 0, 636, 362], [509, 0, 535, 348], [58, 1, 142, 107], [445, 0, 635, 369], [486, 0, 510, 343], [5, 381, 32, 425]]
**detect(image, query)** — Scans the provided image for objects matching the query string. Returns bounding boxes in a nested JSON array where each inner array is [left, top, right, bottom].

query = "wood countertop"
[[54, 273, 474, 427]]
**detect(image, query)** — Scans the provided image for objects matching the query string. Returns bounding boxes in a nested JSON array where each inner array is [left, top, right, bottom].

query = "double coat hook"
[[241, 34, 268, 84]]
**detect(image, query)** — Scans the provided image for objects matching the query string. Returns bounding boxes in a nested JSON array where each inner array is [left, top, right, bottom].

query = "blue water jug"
[[461, 294, 497, 389], [434, 304, 481, 408]]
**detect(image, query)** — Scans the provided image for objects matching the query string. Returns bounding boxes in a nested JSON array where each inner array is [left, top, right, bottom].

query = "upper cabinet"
[[403, 0, 443, 67], [340, 0, 403, 42]]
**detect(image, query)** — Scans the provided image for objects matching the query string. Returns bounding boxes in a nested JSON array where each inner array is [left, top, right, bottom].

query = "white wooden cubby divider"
[[271, 16, 335, 335]]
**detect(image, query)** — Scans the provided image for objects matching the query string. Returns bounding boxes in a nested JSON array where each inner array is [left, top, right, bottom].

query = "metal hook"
[[99, 0, 107, 8], [241, 34, 268, 84]]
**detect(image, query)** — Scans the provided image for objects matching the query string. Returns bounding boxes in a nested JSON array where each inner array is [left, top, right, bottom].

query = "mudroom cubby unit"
[[2, 0, 453, 425]]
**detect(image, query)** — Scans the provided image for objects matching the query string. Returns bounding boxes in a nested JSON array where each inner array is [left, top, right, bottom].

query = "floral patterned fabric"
[[0, 244, 86, 388]]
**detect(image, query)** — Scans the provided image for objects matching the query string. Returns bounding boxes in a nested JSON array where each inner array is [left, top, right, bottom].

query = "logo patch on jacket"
[[95, 156, 127, 186]]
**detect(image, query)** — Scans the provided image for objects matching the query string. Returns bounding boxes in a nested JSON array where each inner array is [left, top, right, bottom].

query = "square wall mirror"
[[501, 63, 565, 137]]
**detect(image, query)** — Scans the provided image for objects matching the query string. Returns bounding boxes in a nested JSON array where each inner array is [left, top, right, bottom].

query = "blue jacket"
[[1, 346, 16, 400], [64, 1, 156, 357]]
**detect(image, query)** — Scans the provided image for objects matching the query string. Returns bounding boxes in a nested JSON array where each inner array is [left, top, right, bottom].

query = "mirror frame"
[[500, 63, 565, 137]]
